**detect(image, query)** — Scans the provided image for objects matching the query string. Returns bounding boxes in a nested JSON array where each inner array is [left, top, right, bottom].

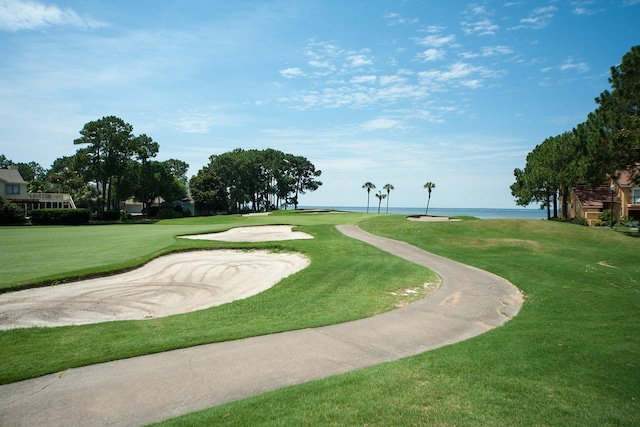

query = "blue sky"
[[1, 0, 639, 209]]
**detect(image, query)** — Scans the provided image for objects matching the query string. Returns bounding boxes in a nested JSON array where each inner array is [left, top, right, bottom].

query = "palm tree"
[[362, 182, 375, 213], [375, 191, 387, 214], [423, 182, 436, 216], [383, 183, 394, 214]]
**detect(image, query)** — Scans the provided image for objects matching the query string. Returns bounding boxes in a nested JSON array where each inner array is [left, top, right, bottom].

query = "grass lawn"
[[153, 215, 640, 426], [1, 212, 638, 425], [0, 211, 435, 384]]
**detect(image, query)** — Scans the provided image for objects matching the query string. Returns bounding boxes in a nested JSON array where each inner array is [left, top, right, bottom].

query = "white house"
[[0, 167, 76, 211]]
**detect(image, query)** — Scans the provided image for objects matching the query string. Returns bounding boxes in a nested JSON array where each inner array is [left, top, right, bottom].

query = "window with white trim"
[[5, 185, 20, 195], [633, 188, 640, 205]]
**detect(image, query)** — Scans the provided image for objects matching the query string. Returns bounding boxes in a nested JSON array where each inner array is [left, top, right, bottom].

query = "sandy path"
[[0, 250, 309, 330]]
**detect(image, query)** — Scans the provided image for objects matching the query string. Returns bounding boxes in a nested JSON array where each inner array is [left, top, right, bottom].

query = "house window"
[[633, 188, 640, 205], [5, 185, 20, 195]]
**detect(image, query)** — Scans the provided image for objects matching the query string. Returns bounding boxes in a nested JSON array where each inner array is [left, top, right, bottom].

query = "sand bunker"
[[407, 216, 460, 222], [180, 225, 314, 242], [0, 250, 309, 330]]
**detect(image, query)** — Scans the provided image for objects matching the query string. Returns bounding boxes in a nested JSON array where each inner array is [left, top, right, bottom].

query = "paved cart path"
[[0, 225, 523, 427]]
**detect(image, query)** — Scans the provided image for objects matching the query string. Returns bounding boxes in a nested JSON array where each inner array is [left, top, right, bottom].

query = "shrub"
[[618, 216, 639, 228], [158, 207, 178, 219], [597, 209, 617, 226], [31, 209, 90, 225], [569, 216, 589, 226], [0, 197, 25, 224], [549, 216, 589, 226], [100, 210, 121, 221]]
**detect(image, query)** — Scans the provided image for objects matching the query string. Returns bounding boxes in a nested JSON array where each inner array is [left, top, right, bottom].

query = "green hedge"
[[30, 209, 91, 225]]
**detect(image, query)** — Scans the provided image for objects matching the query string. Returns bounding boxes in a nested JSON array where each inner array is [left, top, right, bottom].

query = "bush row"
[[30, 209, 91, 225]]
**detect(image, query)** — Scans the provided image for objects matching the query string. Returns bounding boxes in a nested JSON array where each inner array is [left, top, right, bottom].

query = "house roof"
[[616, 166, 640, 187], [0, 168, 27, 185], [573, 185, 620, 208]]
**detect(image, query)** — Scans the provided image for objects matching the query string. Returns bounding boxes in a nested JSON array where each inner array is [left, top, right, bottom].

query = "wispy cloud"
[[417, 62, 495, 90], [571, 0, 602, 15], [560, 58, 590, 73], [347, 53, 374, 68], [350, 75, 377, 84], [462, 19, 499, 36], [511, 5, 558, 30], [360, 117, 404, 131], [383, 12, 418, 26], [0, 0, 106, 31], [461, 4, 499, 36], [415, 48, 445, 62], [460, 45, 513, 58], [280, 67, 305, 79], [417, 34, 456, 47]]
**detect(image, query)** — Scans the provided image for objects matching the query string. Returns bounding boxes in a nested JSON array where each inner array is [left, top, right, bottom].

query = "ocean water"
[[300, 206, 547, 220]]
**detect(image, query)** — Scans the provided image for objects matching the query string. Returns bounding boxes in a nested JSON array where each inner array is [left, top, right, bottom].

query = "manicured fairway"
[[153, 216, 640, 426], [1, 213, 638, 425], [0, 212, 435, 384]]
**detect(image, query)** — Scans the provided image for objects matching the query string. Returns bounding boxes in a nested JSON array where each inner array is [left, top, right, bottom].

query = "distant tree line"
[[2, 116, 189, 218], [511, 46, 640, 219], [3, 121, 323, 219], [190, 148, 322, 214]]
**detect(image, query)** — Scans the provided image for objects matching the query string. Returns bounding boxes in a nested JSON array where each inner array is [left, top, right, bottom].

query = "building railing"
[[22, 192, 77, 209]]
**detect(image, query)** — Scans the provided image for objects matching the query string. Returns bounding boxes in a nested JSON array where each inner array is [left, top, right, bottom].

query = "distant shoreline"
[[299, 206, 547, 220]]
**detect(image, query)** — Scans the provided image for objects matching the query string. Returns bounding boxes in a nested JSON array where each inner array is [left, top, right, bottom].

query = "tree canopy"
[[511, 46, 639, 215], [190, 148, 322, 214], [3, 116, 189, 216]]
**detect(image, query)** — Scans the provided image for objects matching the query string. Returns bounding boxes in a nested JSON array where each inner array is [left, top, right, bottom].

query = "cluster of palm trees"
[[362, 181, 436, 215]]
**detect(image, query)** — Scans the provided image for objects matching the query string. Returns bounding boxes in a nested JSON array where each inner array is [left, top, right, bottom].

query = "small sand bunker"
[[180, 225, 314, 242], [407, 216, 460, 222], [0, 250, 309, 330]]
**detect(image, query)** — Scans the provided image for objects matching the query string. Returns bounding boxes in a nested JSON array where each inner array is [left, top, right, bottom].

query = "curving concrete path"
[[0, 226, 522, 427]]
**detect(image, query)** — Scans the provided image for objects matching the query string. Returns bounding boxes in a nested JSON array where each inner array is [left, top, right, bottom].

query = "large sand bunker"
[[0, 250, 309, 330], [180, 225, 314, 242]]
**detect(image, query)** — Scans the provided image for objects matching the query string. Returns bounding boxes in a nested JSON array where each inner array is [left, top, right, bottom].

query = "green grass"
[[2, 213, 638, 425], [0, 212, 436, 384], [0, 210, 366, 292], [152, 216, 640, 426]]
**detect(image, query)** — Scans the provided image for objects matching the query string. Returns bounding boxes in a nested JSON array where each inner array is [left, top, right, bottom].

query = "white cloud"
[[418, 62, 480, 84], [425, 25, 446, 33], [461, 19, 499, 36], [512, 5, 558, 30], [461, 4, 498, 35], [571, 0, 601, 15], [379, 75, 407, 85], [461, 45, 512, 58], [360, 117, 403, 130], [481, 45, 513, 56], [309, 60, 331, 68], [280, 67, 304, 78], [347, 54, 374, 67], [350, 75, 377, 84], [383, 12, 418, 26], [573, 7, 595, 15], [417, 34, 456, 47], [560, 59, 589, 73], [416, 48, 445, 62], [0, 0, 105, 31]]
